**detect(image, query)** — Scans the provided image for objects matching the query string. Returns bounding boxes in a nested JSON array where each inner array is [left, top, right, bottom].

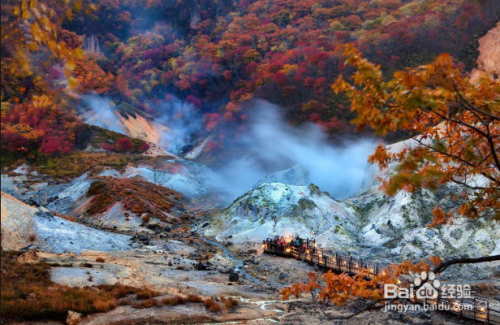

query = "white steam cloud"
[[83, 95, 201, 154], [156, 98, 202, 153], [84, 96, 126, 134], [83, 96, 376, 201], [211, 101, 377, 201]]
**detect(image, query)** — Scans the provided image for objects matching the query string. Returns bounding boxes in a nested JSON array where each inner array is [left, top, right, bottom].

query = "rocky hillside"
[[476, 23, 500, 78], [1, 192, 132, 253], [201, 138, 500, 279], [204, 182, 360, 251]]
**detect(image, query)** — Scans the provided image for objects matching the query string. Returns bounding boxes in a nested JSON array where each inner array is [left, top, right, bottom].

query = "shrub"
[[139, 142, 150, 152], [205, 298, 223, 313], [141, 214, 151, 224], [132, 299, 156, 309], [136, 288, 160, 300], [204, 296, 238, 314], [209, 302, 223, 313], [221, 296, 239, 309], [161, 295, 186, 306], [96, 257, 106, 263], [187, 294, 203, 303], [101, 143, 116, 151], [117, 138, 132, 152]]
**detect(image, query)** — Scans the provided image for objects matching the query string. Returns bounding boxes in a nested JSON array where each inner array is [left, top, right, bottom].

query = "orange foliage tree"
[[333, 45, 500, 225], [281, 46, 500, 319]]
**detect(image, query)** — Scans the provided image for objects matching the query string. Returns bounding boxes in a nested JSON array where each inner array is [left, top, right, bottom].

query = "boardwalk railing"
[[263, 239, 500, 325], [263, 241, 381, 277]]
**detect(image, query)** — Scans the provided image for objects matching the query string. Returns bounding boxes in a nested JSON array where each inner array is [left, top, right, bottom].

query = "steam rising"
[[156, 98, 202, 153], [84, 96, 375, 201], [211, 101, 377, 200], [83, 95, 201, 154], [84, 96, 126, 134]]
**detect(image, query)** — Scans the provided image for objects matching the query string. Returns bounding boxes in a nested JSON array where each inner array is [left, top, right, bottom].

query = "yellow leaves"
[[9, 0, 83, 77], [68, 76, 78, 90], [332, 75, 349, 94], [65, 8, 75, 21], [21, 0, 30, 19], [281, 64, 298, 75], [243, 49, 260, 63], [32, 95, 52, 108], [73, 0, 83, 13]]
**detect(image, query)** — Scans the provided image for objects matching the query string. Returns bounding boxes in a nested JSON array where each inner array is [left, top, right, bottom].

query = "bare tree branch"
[[433, 254, 500, 274]]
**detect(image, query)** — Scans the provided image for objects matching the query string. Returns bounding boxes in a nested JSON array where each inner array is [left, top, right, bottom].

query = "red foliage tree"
[[116, 137, 132, 152], [139, 142, 150, 152], [101, 143, 116, 151], [39, 132, 74, 156]]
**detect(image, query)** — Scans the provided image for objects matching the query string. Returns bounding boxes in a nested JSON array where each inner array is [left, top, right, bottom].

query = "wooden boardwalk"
[[263, 241, 500, 324]]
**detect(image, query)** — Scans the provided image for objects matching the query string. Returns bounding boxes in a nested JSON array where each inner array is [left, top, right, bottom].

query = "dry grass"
[[86, 177, 184, 219], [34, 152, 148, 180], [205, 298, 224, 313], [160, 295, 186, 306], [157, 294, 204, 308], [221, 296, 239, 309], [135, 288, 160, 300], [132, 298, 158, 309], [187, 294, 204, 303], [0, 251, 138, 322]]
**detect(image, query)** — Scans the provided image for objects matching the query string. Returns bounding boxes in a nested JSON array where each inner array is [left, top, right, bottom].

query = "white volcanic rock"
[[1, 191, 132, 254], [347, 143, 500, 277], [51, 267, 121, 287], [57, 174, 92, 201], [203, 182, 360, 251], [204, 139, 500, 279], [33, 212, 132, 254], [184, 135, 214, 160], [100, 160, 215, 197], [1, 192, 38, 250], [88, 202, 153, 232], [254, 164, 308, 187]]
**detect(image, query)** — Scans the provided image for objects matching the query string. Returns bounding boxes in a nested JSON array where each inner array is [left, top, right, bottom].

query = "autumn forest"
[[2, 0, 499, 159], [1, 0, 500, 324]]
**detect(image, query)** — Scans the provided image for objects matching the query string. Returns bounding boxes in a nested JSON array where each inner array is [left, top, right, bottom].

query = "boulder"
[[66, 310, 83, 325], [229, 271, 239, 282], [195, 262, 207, 270], [16, 250, 39, 263]]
